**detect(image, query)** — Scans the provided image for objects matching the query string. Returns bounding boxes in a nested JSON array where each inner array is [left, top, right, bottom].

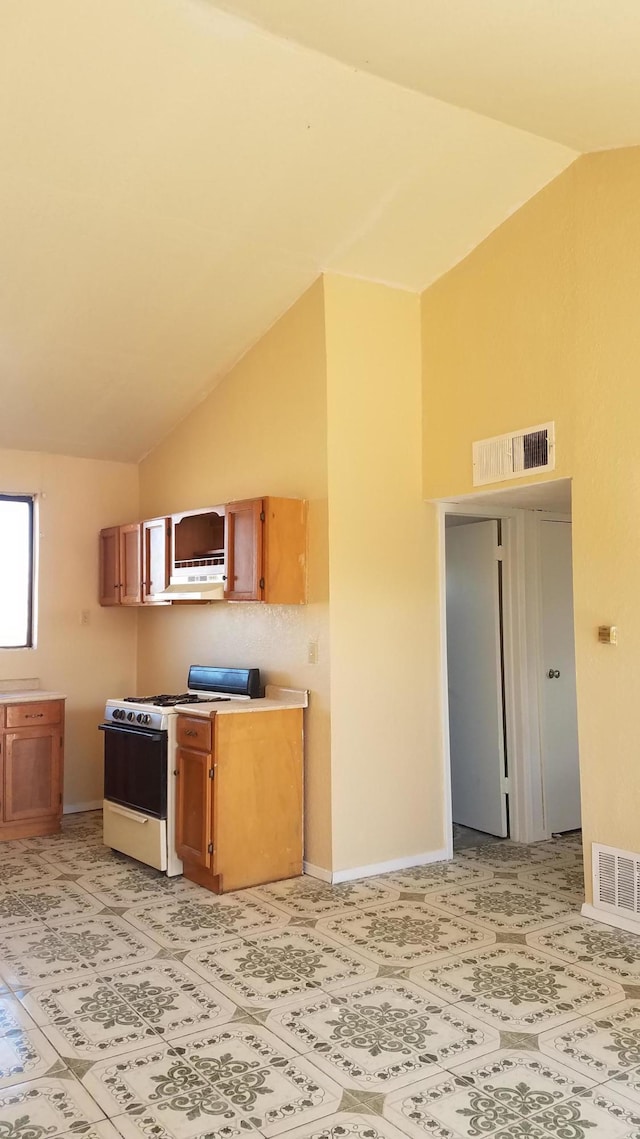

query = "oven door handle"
[[105, 802, 149, 825], [99, 723, 165, 742]]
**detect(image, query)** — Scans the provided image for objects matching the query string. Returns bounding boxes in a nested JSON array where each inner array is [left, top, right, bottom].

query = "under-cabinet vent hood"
[[156, 580, 225, 602]]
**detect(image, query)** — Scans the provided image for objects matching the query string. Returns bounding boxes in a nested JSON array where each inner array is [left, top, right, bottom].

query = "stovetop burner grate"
[[122, 693, 230, 707]]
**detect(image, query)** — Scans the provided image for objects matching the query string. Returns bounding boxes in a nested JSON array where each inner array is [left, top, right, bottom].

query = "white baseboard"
[[581, 902, 640, 934], [63, 801, 102, 815], [331, 847, 450, 885], [303, 861, 332, 883]]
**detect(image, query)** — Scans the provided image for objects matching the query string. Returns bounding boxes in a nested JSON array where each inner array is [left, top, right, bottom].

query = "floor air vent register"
[[592, 842, 640, 925]]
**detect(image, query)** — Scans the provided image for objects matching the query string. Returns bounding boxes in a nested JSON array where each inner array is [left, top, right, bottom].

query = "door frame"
[[438, 501, 553, 854]]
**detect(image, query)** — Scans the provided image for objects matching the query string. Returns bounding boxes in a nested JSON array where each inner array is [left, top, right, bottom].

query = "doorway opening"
[[439, 478, 580, 855]]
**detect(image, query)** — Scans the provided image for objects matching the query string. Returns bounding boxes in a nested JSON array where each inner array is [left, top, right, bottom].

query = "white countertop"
[[174, 685, 308, 717], [0, 689, 66, 704]]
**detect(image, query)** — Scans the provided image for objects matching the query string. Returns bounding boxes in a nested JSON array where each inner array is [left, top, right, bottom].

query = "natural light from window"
[[0, 497, 33, 648]]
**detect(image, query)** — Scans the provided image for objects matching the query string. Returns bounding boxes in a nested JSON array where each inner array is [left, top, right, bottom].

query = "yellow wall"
[[324, 275, 444, 872], [0, 448, 138, 808], [422, 146, 640, 899], [138, 280, 333, 870]]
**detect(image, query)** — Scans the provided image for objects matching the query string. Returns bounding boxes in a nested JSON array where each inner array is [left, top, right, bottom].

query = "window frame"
[[0, 493, 35, 650]]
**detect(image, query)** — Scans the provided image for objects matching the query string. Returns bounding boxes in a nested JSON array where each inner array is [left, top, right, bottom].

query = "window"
[[0, 495, 35, 648]]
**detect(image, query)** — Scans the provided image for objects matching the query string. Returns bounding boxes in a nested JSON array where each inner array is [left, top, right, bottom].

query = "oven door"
[[99, 722, 168, 819]]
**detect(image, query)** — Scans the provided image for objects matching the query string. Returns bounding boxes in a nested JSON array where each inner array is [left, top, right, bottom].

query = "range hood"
[[156, 580, 225, 602]]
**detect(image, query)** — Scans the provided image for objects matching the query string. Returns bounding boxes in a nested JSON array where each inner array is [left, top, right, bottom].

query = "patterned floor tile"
[[80, 1036, 215, 1115], [0, 993, 37, 1038], [64, 1123, 123, 1139], [107, 959, 237, 1039], [0, 1076, 106, 1135], [375, 863, 494, 895], [269, 1113, 410, 1139], [0, 894, 42, 933], [425, 881, 577, 933], [528, 919, 640, 983], [38, 845, 129, 876], [317, 902, 494, 966], [185, 929, 377, 1008], [16, 882, 105, 925], [175, 1023, 342, 1136], [526, 1085, 640, 1137], [83, 1024, 341, 1138], [121, 893, 288, 950], [0, 1027, 64, 1088], [539, 1001, 640, 1080], [517, 864, 584, 901], [385, 1070, 523, 1139], [24, 831, 105, 852], [105, 1097, 253, 1139], [457, 842, 573, 873], [0, 853, 62, 888], [602, 1066, 640, 1108], [77, 865, 199, 908], [448, 1050, 595, 1115], [411, 944, 623, 1031], [0, 915, 160, 988], [248, 877, 400, 918], [266, 978, 499, 1090]]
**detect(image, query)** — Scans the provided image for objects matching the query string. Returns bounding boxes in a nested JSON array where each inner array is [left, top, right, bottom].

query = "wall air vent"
[[592, 843, 640, 924], [472, 422, 555, 487]]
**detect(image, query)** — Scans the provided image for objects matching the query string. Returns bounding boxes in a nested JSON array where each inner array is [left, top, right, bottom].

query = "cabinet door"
[[4, 728, 62, 821], [142, 518, 170, 603], [175, 747, 213, 868], [99, 527, 121, 605], [120, 523, 142, 605], [224, 499, 264, 601]]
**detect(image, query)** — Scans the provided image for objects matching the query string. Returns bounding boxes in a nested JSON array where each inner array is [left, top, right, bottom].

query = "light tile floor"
[[1, 815, 640, 1138]]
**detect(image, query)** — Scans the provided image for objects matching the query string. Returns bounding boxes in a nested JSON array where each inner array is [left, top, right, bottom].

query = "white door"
[[446, 519, 508, 837], [539, 520, 581, 833]]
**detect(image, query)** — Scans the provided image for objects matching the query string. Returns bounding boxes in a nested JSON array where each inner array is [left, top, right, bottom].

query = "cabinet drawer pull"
[[184, 729, 197, 737], [25, 713, 44, 719]]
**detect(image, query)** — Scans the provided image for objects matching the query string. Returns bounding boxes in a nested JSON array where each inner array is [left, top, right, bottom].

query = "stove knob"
[[113, 709, 121, 720], [144, 714, 151, 725], [136, 713, 143, 724], [127, 711, 135, 722]]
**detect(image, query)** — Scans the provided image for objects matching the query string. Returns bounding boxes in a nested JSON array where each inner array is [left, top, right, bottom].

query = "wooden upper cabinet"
[[175, 746, 213, 868], [224, 497, 307, 604], [225, 499, 264, 601], [142, 517, 170, 604], [119, 523, 142, 605], [3, 728, 62, 822], [100, 497, 307, 607], [99, 527, 120, 605]]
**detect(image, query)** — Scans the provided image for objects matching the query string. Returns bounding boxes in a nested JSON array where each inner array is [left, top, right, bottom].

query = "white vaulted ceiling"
[[218, 0, 640, 152], [0, 0, 583, 460]]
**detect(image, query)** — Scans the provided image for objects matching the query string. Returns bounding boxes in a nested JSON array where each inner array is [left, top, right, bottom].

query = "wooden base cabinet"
[[0, 700, 65, 840], [175, 709, 303, 893]]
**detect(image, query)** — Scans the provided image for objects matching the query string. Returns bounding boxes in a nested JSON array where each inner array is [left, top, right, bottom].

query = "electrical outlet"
[[80, 609, 90, 626], [307, 639, 318, 665]]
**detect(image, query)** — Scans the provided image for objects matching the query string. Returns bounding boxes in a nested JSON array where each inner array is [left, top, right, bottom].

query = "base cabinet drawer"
[[6, 701, 63, 729], [176, 716, 212, 752], [103, 800, 167, 871]]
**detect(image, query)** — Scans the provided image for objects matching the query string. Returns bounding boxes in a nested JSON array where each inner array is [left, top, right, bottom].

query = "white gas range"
[[100, 666, 261, 875]]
